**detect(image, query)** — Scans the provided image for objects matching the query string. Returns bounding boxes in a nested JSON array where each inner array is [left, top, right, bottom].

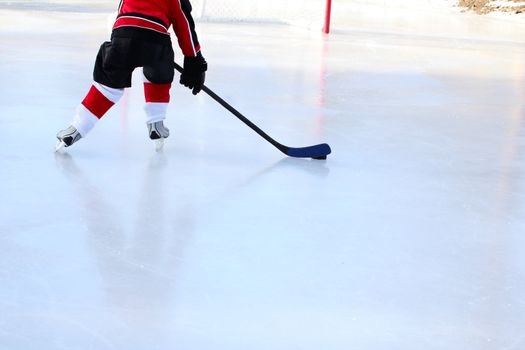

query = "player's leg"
[[143, 44, 175, 147], [143, 73, 171, 140], [56, 41, 131, 149]]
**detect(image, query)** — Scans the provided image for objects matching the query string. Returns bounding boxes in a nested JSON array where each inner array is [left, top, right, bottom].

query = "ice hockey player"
[[56, 0, 207, 150]]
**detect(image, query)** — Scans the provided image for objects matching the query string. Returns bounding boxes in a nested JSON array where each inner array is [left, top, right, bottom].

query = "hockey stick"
[[174, 62, 331, 159]]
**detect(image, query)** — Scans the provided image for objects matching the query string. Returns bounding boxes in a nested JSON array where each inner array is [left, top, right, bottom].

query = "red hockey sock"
[[81, 85, 115, 119], [144, 83, 171, 103]]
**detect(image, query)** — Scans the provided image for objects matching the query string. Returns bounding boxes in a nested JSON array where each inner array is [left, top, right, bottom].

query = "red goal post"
[[323, 0, 332, 33]]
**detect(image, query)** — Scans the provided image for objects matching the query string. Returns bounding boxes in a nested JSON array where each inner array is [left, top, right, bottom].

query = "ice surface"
[[1, 3, 525, 350]]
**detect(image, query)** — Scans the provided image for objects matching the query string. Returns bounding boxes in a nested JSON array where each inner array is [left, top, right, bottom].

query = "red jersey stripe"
[[113, 16, 169, 34]]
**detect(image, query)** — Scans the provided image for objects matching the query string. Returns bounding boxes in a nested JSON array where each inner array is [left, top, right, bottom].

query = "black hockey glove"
[[180, 52, 207, 95]]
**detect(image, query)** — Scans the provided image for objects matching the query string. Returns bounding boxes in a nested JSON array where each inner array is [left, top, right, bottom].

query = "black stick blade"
[[286, 143, 332, 159]]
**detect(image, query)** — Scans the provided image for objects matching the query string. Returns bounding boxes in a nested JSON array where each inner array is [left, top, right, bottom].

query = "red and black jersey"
[[113, 0, 201, 57]]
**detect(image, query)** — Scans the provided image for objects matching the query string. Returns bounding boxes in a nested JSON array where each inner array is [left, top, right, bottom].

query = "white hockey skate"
[[55, 126, 82, 152], [148, 121, 169, 151]]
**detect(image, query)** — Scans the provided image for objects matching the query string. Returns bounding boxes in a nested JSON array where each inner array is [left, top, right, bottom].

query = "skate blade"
[[155, 139, 164, 152], [55, 140, 66, 152]]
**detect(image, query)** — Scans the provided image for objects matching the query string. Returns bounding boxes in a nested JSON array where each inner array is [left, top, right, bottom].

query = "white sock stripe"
[[72, 105, 99, 137], [93, 82, 124, 103], [144, 102, 169, 124]]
